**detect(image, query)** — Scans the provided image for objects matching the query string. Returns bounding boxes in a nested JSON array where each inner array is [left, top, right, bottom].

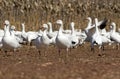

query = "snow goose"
[[41, 24, 53, 46], [91, 18, 103, 51], [0, 29, 4, 48], [20, 23, 38, 45], [55, 20, 79, 55], [84, 17, 109, 52], [2, 20, 21, 52], [69, 22, 79, 48], [9, 25, 24, 44], [0, 28, 5, 48], [8, 25, 25, 45], [110, 22, 120, 49], [84, 17, 94, 42], [55, 20, 71, 55], [84, 17, 108, 42], [92, 18, 111, 52], [47, 22, 58, 38], [32, 24, 53, 56]]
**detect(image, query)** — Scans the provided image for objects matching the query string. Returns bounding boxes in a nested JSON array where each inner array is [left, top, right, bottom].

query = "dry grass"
[[0, 0, 120, 31]]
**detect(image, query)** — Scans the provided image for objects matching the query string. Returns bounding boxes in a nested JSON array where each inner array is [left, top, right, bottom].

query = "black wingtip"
[[99, 18, 108, 29]]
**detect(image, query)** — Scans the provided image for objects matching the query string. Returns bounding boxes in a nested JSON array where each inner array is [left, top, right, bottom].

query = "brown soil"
[[0, 44, 120, 79]]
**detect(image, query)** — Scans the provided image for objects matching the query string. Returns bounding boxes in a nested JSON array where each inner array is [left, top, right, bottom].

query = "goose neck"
[[4, 25, 10, 36], [71, 24, 75, 35], [86, 18, 92, 30], [22, 25, 25, 33], [95, 18, 100, 35], [58, 24, 63, 35], [49, 23, 53, 33], [112, 25, 116, 33]]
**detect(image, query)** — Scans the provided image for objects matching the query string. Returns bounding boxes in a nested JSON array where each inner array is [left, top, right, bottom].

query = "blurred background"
[[0, 0, 120, 31]]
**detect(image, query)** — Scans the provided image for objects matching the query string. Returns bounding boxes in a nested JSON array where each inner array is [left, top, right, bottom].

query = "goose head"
[[86, 17, 92, 21], [110, 22, 116, 27], [10, 25, 16, 30], [110, 22, 116, 31], [21, 23, 25, 27], [43, 24, 48, 29], [4, 20, 10, 31], [4, 20, 10, 26], [56, 20, 63, 26], [110, 22, 116, 28], [70, 22, 75, 27], [47, 22, 52, 26]]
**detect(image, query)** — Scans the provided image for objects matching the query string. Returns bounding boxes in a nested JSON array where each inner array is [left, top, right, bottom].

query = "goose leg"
[[38, 50, 41, 56], [66, 48, 69, 58], [58, 49, 61, 56], [116, 43, 119, 50], [98, 45, 105, 57], [91, 44, 95, 53], [4, 50, 10, 57]]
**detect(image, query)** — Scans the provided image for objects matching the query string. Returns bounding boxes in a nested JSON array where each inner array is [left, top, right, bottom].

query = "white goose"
[[32, 24, 53, 55], [55, 20, 71, 52], [93, 18, 111, 51], [41, 24, 53, 46], [20, 23, 38, 45], [21, 23, 28, 42], [55, 20, 78, 54], [0, 29, 4, 48], [85, 17, 110, 51], [84, 17, 94, 42], [110, 22, 120, 49], [110, 22, 120, 43], [69, 22, 79, 47], [91, 18, 103, 51], [2, 20, 21, 52], [47, 22, 58, 38], [0, 27, 5, 48]]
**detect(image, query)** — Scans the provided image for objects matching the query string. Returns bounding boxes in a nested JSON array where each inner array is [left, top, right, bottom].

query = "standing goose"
[[32, 24, 53, 56], [47, 22, 58, 38], [91, 18, 111, 52], [55, 20, 78, 55], [69, 22, 79, 48], [41, 24, 53, 46], [85, 17, 108, 50], [84, 17, 94, 42], [91, 18, 103, 51], [55, 20, 71, 53], [2, 20, 21, 52], [110, 22, 120, 49], [10, 25, 25, 44]]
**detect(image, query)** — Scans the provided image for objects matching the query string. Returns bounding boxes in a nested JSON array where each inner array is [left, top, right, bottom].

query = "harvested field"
[[0, 0, 120, 79], [0, 44, 120, 79]]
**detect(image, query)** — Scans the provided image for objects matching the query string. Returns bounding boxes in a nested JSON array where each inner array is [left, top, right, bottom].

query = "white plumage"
[[2, 20, 21, 52]]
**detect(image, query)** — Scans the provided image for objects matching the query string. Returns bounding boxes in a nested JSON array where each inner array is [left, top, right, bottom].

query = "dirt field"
[[0, 44, 120, 79]]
